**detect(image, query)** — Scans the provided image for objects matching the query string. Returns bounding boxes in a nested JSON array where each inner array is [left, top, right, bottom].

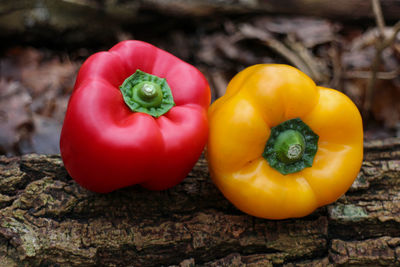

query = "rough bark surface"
[[140, 0, 400, 19], [0, 138, 399, 266], [1, 0, 400, 46]]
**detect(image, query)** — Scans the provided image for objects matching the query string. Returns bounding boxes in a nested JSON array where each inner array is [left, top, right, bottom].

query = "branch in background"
[[372, 0, 386, 37], [328, 42, 343, 90], [364, 0, 400, 118], [284, 34, 330, 85], [238, 24, 327, 84], [346, 69, 400, 80]]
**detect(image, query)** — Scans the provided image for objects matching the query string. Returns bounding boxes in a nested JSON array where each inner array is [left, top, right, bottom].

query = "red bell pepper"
[[60, 40, 210, 193]]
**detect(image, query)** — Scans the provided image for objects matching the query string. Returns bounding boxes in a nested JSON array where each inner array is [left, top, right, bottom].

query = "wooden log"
[[1, 0, 399, 47], [0, 138, 399, 266], [141, 0, 400, 20]]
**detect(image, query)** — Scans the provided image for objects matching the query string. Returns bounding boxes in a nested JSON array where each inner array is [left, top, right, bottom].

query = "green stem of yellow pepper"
[[274, 129, 305, 163], [263, 118, 319, 175]]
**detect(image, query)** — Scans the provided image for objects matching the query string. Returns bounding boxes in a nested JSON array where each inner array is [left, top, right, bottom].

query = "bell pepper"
[[60, 40, 210, 193], [207, 64, 363, 219]]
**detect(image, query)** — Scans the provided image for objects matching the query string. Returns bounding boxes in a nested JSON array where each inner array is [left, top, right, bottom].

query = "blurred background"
[[0, 0, 399, 156]]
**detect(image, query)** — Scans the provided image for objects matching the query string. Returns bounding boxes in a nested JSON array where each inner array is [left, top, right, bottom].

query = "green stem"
[[120, 70, 175, 118], [262, 118, 319, 175], [132, 81, 163, 108], [274, 130, 305, 163]]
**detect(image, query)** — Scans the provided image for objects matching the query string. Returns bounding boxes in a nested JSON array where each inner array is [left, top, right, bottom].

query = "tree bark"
[[141, 0, 400, 19], [1, 0, 399, 47], [0, 138, 399, 266]]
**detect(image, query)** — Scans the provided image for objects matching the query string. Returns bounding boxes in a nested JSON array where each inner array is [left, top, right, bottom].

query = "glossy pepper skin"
[[60, 40, 210, 193], [207, 64, 363, 220]]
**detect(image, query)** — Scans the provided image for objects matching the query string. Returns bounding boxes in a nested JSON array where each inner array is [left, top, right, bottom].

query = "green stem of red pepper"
[[120, 70, 175, 117], [133, 81, 163, 107]]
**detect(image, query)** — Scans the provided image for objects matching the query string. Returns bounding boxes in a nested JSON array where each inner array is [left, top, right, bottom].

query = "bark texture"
[[1, 0, 400, 46], [141, 0, 400, 19], [0, 138, 400, 266]]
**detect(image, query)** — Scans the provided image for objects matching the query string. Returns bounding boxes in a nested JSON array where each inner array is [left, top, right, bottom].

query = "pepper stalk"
[[262, 118, 319, 175], [120, 70, 175, 117]]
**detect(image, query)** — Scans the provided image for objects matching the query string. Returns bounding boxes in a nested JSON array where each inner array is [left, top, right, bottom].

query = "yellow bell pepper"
[[207, 64, 363, 220]]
